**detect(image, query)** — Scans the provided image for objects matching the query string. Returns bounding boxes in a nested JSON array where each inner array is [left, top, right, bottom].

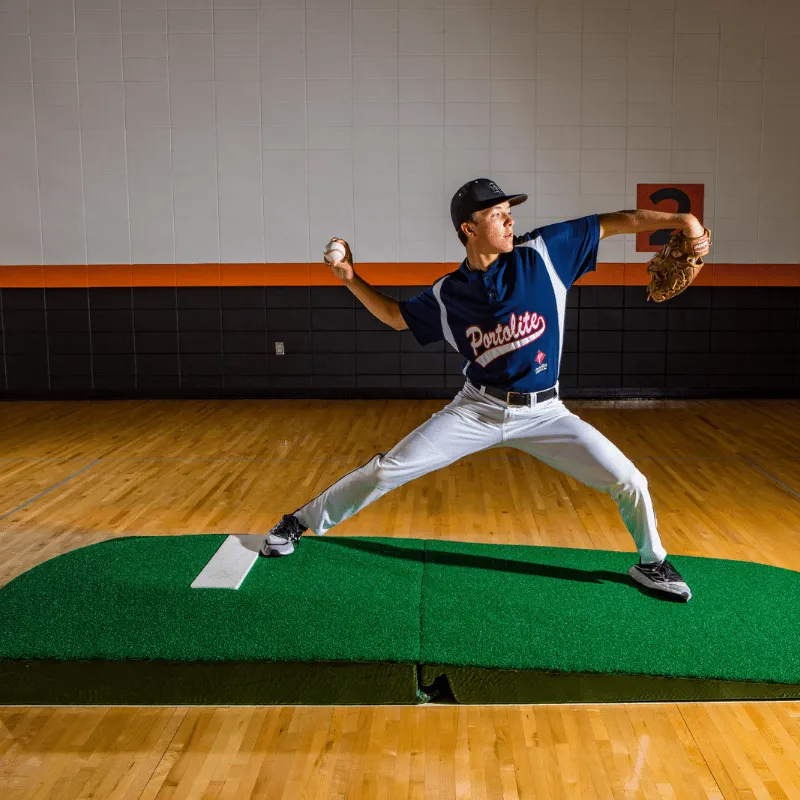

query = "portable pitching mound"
[[1, 535, 799, 705]]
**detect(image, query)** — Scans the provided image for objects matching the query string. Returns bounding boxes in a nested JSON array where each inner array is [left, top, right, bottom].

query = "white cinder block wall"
[[0, 0, 798, 268]]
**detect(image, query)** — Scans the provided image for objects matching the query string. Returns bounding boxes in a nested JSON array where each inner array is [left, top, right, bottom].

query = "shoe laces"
[[660, 559, 683, 581], [282, 515, 305, 543], [641, 559, 682, 582]]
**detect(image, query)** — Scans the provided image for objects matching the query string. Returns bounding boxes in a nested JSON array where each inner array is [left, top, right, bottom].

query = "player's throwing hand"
[[323, 238, 355, 282]]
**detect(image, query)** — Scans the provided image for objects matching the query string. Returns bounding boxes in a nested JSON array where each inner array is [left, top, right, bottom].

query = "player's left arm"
[[598, 210, 710, 255]]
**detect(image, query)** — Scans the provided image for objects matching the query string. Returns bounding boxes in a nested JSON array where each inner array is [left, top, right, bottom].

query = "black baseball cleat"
[[629, 559, 692, 602], [259, 514, 307, 558]]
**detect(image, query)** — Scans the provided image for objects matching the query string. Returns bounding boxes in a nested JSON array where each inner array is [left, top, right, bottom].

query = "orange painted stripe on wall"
[[0, 263, 797, 288]]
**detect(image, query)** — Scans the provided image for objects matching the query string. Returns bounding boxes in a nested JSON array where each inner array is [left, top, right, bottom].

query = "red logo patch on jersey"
[[535, 350, 546, 365]]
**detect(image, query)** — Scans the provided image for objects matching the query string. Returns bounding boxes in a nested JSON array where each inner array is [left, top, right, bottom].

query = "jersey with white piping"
[[399, 215, 600, 393]]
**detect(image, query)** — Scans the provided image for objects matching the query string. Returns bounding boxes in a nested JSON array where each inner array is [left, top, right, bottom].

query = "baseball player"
[[260, 178, 711, 602]]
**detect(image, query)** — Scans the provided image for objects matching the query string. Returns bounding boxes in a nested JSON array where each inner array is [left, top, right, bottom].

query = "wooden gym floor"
[[1, 397, 800, 799]]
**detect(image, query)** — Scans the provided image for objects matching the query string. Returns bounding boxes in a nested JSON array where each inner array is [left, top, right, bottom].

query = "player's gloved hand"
[[646, 226, 713, 303], [325, 238, 355, 283]]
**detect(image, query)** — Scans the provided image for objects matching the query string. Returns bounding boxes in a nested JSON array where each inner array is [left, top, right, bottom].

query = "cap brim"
[[474, 193, 528, 213]]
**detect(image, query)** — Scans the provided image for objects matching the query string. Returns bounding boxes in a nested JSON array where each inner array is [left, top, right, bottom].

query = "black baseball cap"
[[450, 178, 528, 233]]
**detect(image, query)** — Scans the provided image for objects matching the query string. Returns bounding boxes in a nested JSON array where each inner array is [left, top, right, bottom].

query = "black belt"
[[467, 379, 558, 407]]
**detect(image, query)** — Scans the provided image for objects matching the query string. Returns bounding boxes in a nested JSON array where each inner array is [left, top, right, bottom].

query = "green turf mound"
[[417, 540, 800, 684], [0, 535, 425, 704], [1, 535, 799, 705], [0, 535, 423, 662], [414, 539, 800, 703]]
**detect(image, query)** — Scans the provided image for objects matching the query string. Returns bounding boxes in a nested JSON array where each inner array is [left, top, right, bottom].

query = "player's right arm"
[[326, 238, 407, 331], [346, 273, 407, 331]]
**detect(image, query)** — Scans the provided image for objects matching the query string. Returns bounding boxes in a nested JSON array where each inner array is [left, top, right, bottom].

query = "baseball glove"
[[646, 227, 712, 303]]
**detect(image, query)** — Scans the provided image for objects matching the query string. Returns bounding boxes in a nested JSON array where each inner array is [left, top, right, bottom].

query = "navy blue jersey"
[[399, 215, 600, 393]]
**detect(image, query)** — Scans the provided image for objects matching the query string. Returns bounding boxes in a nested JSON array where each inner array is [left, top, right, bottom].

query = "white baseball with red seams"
[[324, 241, 347, 264]]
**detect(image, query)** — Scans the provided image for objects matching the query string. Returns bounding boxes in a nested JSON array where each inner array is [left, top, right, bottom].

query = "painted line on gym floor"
[[0, 457, 93, 463], [0, 459, 102, 523], [629, 457, 744, 462], [741, 457, 800, 502], [0, 454, 787, 469], [0, 454, 757, 464]]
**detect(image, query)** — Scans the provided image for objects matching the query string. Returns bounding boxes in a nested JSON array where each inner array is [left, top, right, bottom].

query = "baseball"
[[324, 240, 347, 264]]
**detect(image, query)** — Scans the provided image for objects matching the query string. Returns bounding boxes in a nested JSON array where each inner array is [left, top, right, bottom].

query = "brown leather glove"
[[646, 227, 712, 303]]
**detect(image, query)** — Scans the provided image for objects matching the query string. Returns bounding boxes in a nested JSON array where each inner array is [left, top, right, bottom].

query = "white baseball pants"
[[295, 382, 667, 564]]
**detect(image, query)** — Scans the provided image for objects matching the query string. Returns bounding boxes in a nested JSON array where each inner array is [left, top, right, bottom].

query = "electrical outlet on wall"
[[275, 341, 285, 355]]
